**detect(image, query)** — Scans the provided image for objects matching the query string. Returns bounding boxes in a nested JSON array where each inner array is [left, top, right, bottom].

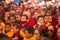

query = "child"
[[5, 23, 13, 38]]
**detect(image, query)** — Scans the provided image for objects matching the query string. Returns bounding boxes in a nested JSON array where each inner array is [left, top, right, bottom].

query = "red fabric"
[[20, 18, 36, 29]]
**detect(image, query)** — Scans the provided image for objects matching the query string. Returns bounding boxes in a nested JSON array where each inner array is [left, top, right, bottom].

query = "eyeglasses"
[[47, 30, 54, 32]]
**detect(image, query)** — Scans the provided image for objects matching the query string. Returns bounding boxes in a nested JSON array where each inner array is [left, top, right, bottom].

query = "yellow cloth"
[[23, 36, 35, 40], [46, 22, 51, 27], [0, 21, 5, 28], [20, 29, 25, 37], [6, 30, 13, 38], [20, 30, 35, 40]]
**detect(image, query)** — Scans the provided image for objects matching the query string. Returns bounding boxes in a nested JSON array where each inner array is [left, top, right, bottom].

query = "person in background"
[[9, 10, 16, 16], [9, 15, 16, 26], [4, 12, 10, 22], [5, 23, 13, 38], [12, 23, 23, 40], [16, 14, 21, 24]]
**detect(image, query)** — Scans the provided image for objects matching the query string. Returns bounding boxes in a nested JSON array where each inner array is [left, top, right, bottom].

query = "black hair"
[[5, 23, 11, 27], [22, 15, 28, 19], [37, 16, 44, 20], [0, 34, 12, 40], [38, 28, 46, 37], [24, 26, 34, 35], [13, 23, 20, 29]]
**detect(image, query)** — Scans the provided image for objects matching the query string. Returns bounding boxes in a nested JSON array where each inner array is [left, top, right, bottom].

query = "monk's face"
[[16, 15, 20, 22], [37, 17, 44, 26], [21, 16, 27, 24]]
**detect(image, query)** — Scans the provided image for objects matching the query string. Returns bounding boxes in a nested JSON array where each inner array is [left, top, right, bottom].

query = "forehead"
[[48, 25, 54, 30]]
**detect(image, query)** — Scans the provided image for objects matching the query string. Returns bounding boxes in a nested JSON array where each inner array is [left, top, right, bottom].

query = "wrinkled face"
[[16, 15, 20, 22], [21, 16, 27, 23], [0, 26, 3, 34], [47, 25, 54, 37], [10, 17, 16, 23], [37, 17, 44, 26], [5, 25, 11, 33], [34, 30, 41, 40], [24, 30, 32, 38], [57, 28, 60, 40], [58, 17, 60, 24]]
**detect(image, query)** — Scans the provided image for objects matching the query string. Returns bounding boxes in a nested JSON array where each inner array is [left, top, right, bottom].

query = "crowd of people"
[[0, 0, 60, 40]]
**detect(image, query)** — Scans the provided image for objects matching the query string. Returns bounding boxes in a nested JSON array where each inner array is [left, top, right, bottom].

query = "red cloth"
[[20, 18, 36, 29]]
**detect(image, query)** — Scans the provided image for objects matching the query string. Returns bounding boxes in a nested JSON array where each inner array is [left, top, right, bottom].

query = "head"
[[5, 12, 10, 17], [12, 4, 17, 10], [0, 2, 3, 12], [47, 25, 54, 37], [33, 12, 40, 19], [23, 11, 31, 19], [21, 15, 28, 24], [0, 34, 12, 40], [0, 26, 3, 34], [16, 15, 20, 22], [9, 10, 16, 15], [24, 26, 34, 38], [5, 23, 11, 33], [12, 24, 20, 34], [44, 15, 52, 23], [57, 26, 60, 40], [30, 7, 35, 13], [34, 28, 46, 40], [10, 16, 16, 23], [37, 16, 44, 26]]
